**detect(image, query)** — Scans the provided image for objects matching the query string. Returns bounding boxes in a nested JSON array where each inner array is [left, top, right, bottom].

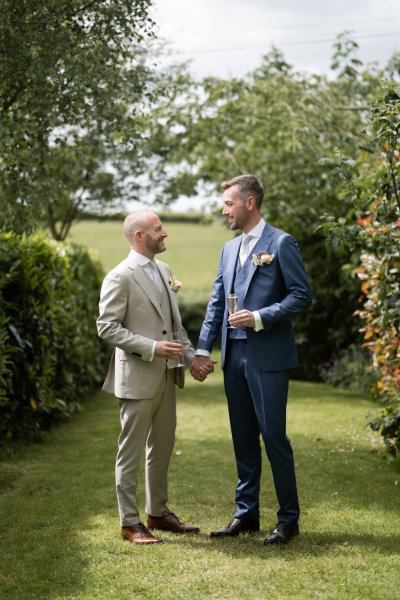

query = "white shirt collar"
[[245, 218, 266, 239], [129, 249, 152, 266]]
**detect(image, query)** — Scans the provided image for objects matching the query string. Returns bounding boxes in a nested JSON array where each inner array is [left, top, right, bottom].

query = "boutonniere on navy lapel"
[[252, 251, 275, 267], [169, 275, 182, 293]]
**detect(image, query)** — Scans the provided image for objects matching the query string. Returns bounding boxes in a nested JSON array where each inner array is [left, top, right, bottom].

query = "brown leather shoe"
[[121, 522, 162, 544], [147, 512, 200, 534]]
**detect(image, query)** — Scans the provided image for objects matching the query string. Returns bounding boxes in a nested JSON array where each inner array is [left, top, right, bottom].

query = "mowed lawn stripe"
[[0, 366, 399, 599]]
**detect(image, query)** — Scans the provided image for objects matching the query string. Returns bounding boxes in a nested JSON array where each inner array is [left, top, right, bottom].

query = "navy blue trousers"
[[223, 339, 299, 523]]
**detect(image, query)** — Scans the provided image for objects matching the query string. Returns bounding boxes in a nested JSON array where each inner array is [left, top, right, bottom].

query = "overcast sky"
[[151, 0, 400, 78]]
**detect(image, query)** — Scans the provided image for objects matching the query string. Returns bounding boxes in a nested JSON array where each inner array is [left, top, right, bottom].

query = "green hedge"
[[179, 301, 218, 349], [0, 233, 108, 445]]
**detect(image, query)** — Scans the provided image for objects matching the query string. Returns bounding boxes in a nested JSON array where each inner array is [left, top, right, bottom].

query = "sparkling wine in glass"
[[173, 330, 185, 367], [227, 294, 238, 329]]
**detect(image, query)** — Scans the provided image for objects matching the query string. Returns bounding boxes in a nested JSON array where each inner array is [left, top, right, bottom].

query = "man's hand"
[[190, 355, 217, 382], [228, 309, 255, 328], [155, 341, 183, 359]]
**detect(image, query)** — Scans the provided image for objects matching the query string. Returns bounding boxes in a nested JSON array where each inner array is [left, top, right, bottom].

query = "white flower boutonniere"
[[169, 275, 182, 293], [252, 251, 275, 267]]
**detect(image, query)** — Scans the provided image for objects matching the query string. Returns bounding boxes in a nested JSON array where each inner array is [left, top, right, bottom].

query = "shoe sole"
[[121, 534, 163, 544], [147, 526, 200, 534], [210, 528, 260, 538], [263, 531, 299, 545]]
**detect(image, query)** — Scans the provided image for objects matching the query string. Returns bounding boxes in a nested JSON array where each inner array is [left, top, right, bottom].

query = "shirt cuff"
[[253, 311, 264, 332], [195, 349, 211, 358], [149, 341, 157, 361]]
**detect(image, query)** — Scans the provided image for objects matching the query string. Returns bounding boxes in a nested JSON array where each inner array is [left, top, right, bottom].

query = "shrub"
[[319, 343, 380, 396], [0, 233, 107, 445], [321, 85, 400, 457], [179, 301, 221, 349]]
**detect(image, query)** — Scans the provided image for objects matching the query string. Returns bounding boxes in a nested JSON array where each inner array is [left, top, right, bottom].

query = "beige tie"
[[148, 260, 163, 292], [239, 234, 253, 266]]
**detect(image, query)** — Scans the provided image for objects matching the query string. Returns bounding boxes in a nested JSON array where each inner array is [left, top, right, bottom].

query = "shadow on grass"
[[1, 385, 399, 598], [0, 395, 119, 599], [182, 377, 373, 407], [172, 435, 400, 514], [161, 529, 400, 560]]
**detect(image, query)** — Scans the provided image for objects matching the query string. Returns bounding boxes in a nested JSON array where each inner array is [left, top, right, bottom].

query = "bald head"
[[123, 211, 154, 243], [124, 211, 168, 259]]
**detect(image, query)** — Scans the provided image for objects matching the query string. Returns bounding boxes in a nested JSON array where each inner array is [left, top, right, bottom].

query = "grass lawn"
[[68, 220, 233, 302], [0, 362, 399, 599]]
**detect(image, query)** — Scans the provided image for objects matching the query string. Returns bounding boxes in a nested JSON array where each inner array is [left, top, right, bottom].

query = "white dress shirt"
[[242, 218, 265, 331]]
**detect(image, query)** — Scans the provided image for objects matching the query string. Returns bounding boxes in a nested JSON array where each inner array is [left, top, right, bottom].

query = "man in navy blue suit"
[[191, 174, 312, 544]]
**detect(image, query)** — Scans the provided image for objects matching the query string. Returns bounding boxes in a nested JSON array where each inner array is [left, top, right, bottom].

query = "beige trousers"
[[116, 369, 176, 526]]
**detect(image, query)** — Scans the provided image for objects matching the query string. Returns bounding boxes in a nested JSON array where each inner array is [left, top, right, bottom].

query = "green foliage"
[[179, 301, 218, 349], [0, 233, 107, 444], [321, 85, 400, 457], [0, 0, 155, 239], [319, 343, 380, 396], [143, 35, 396, 377]]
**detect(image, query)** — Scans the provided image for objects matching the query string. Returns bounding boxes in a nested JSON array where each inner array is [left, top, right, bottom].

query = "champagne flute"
[[172, 330, 185, 367], [227, 293, 238, 329]]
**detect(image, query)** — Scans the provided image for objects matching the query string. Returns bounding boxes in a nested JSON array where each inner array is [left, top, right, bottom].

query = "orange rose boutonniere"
[[252, 251, 275, 267], [169, 275, 182, 293]]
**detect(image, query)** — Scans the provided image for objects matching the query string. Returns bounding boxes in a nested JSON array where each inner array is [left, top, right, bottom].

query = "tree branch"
[[47, 205, 62, 241], [2, 87, 23, 112], [65, 0, 99, 21]]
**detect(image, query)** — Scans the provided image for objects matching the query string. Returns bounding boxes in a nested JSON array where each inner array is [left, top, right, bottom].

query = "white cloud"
[[151, 0, 400, 77]]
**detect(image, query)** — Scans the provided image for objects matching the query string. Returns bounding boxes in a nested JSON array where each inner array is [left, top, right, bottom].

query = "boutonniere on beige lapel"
[[169, 275, 182, 293], [252, 251, 275, 267]]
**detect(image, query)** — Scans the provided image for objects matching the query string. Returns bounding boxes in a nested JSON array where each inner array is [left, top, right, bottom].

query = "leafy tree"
[[321, 86, 400, 457], [144, 35, 395, 377], [0, 0, 154, 239]]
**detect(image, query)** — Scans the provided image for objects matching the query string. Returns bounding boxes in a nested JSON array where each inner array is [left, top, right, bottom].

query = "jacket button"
[[162, 330, 167, 335]]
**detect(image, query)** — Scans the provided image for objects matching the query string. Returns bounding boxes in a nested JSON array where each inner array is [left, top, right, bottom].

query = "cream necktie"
[[239, 234, 253, 266], [148, 260, 163, 292]]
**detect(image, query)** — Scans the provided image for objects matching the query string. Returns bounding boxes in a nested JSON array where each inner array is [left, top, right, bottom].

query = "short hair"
[[221, 174, 264, 208]]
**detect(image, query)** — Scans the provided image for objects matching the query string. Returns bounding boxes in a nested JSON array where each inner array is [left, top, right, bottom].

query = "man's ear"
[[246, 195, 257, 211]]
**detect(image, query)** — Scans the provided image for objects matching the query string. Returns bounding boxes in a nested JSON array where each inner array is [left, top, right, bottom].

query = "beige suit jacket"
[[97, 253, 195, 399]]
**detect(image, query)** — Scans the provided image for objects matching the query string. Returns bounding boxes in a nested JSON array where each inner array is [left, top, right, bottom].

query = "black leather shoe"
[[210, 517, 260, 538], [263, 521, 299, 544]]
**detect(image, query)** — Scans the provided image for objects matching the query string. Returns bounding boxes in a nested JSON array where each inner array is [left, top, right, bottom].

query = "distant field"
[[69, 219, 234, 302]]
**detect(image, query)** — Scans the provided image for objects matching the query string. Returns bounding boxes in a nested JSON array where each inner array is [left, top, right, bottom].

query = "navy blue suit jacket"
[[198, 222, 312, 371]]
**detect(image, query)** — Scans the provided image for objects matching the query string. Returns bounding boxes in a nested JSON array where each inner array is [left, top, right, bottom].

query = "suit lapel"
[[242, 223, 275, 298], [225, 236, 242, 293], [127, 256, 165, 320]]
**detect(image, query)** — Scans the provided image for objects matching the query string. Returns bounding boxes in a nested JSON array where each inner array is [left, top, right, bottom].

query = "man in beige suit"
[[97, 211, 213, 544]]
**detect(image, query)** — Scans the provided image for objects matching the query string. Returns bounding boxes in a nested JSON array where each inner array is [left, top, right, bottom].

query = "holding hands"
[[155, 342, 216, 382], [190, 355, 217, 382]]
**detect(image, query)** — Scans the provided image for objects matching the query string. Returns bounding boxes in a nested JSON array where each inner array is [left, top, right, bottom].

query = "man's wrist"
[[195, 349, 211, 358]]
